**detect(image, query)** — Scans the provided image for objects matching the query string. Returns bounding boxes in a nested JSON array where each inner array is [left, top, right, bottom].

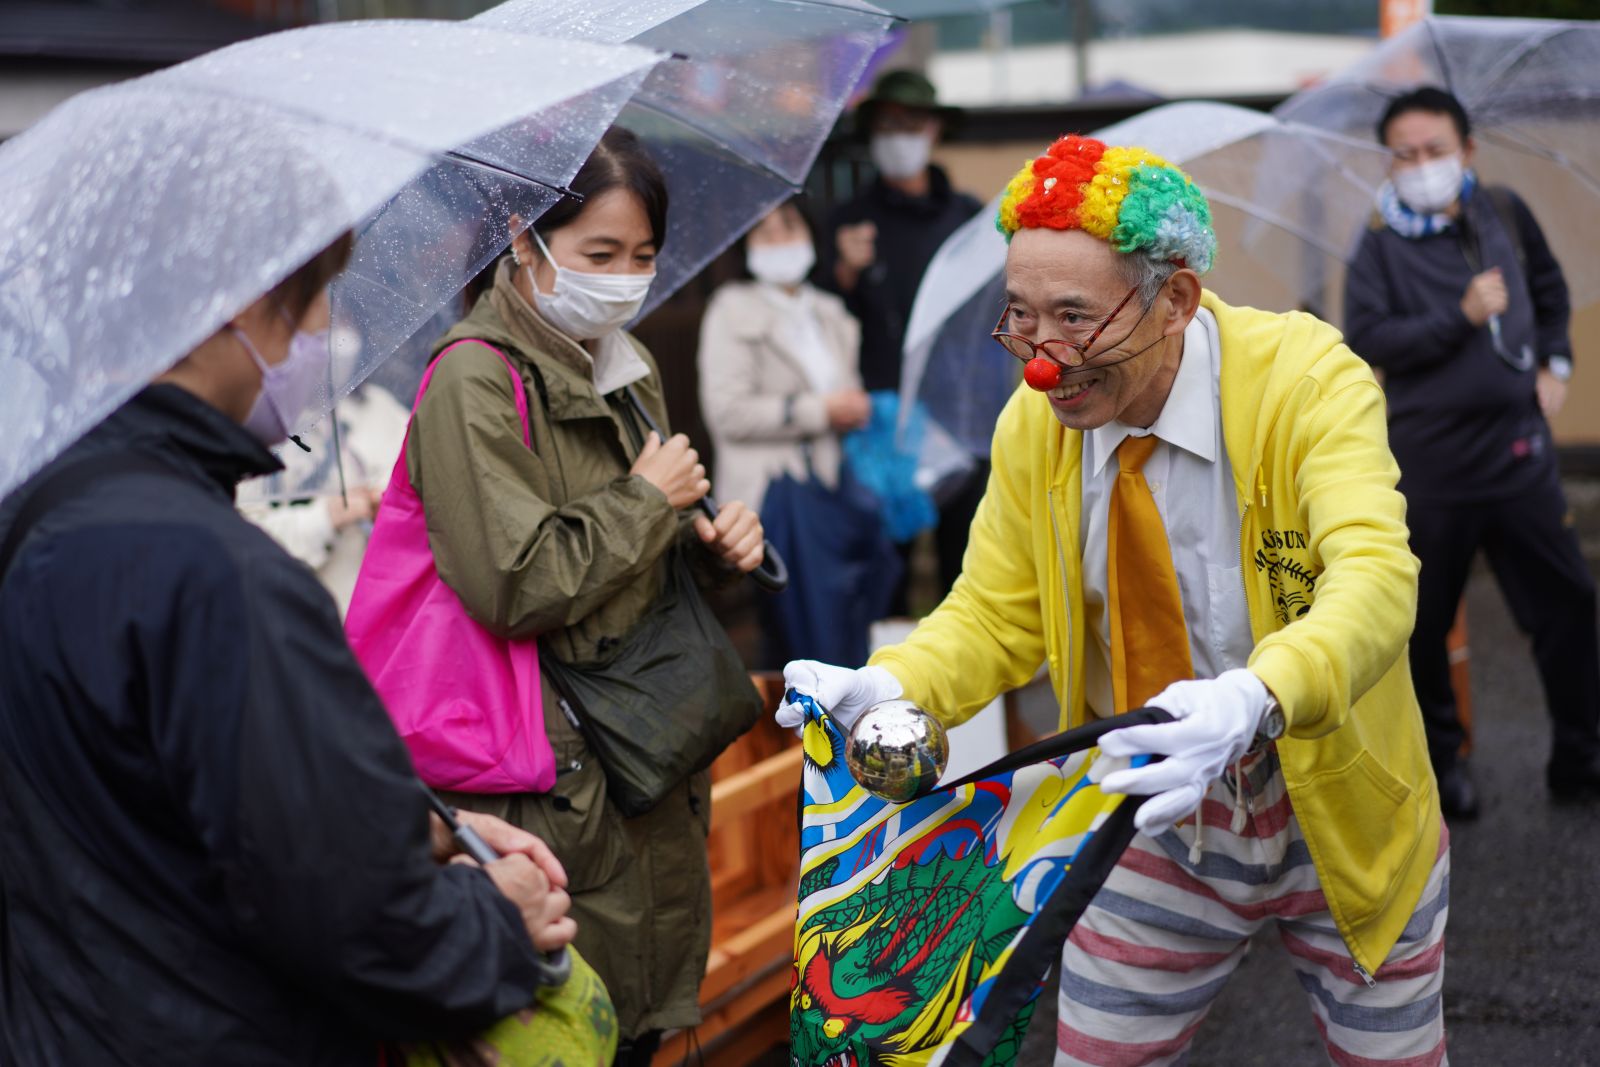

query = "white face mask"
[[234, 312, 330, 447], [528, 229, 655, 341], [746, 240, 815, 287], [1393, 154, 1465, 214], [870, 131, 934, 182]]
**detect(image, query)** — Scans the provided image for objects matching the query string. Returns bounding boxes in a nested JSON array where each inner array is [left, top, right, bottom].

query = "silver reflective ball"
[[845, 700, 950, 803]]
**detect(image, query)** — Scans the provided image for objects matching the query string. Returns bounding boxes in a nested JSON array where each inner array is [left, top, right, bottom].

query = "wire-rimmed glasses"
[[991, 284, 1141, 369]]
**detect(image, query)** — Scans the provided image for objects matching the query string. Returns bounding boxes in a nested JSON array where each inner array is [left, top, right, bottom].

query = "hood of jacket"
[[0, 383, 281, 545], [436, 258, 663, 427]]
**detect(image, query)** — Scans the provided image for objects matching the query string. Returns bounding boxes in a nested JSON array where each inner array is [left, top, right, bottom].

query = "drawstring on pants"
[[1191, 757, 1249, 865], [1188, 803, 1204, 864], [1229, 756, 1249, 834]]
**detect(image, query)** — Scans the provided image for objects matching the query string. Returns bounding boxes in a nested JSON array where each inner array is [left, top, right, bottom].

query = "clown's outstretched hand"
[[776, 661, 903, 732]]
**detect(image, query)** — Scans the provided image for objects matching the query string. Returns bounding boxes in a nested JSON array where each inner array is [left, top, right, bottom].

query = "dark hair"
[[1377, 86, 1471, 146], [734, 195, 817, 280], [534, 126, 669, 250], [269, 231, 354, 321], [459, 127, 668, 313]]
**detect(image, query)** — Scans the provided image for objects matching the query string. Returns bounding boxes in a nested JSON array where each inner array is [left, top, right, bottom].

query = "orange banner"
[[1380, 0, 1433, 38]]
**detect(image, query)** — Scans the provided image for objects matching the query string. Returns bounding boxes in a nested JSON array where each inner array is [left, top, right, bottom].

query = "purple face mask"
[[233, 311, 331, 447]]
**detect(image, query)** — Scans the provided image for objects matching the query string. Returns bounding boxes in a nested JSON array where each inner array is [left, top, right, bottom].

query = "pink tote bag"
[[345, 340, 555, 794]]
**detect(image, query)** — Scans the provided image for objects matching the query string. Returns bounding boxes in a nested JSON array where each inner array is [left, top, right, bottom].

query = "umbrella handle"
[[749, 539, 789, 593], [624, 386, 788, 592], [696, 494, 788, 594], [424, 787, 574, 986]]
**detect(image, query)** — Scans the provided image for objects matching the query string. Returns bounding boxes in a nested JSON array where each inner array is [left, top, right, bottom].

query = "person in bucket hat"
[[816, 68, 984, 611]]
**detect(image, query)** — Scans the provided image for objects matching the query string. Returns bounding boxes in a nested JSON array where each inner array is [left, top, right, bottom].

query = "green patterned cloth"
[[401, 946, 617, 1067]]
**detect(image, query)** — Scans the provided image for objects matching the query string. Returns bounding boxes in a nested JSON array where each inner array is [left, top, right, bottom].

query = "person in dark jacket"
[[1344, 86, 1600, 818], [0, 237, 576, 1066], [815, 69, 985, 609]]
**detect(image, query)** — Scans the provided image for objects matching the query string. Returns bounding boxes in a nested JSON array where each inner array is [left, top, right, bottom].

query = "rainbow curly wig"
[[996, 134, 1216, 274]]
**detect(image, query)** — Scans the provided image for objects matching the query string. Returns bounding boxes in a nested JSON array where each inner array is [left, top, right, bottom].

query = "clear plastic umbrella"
[[0, 20, 663, 500], [896, 101, 1392, 468], [873, 0, 1027, 17], [471, 0, 898, 320], [1274, 15, 1600, 307], [253, 0, 900, 504]]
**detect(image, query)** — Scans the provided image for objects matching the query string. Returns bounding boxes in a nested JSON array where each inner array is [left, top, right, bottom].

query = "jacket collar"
[[868, 164, 958, 218], [1204, 288, 1341, 508], [441, 264, 653, 428], [743, 282, 850, 389], [1086, 308, 1219, 477], [489, 257, 593, 378], [99, 384, 282, 499], [487, 257, 650, 396]]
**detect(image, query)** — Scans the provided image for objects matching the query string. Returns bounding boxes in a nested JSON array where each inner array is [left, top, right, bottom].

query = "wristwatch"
[[1250, 698, 1286, 753], [1545, 355, 1573, 383]]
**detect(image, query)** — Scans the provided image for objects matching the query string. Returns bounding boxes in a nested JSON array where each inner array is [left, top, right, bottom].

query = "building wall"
[[0, 60, 162, 139], [930, 30, 1377, 107]]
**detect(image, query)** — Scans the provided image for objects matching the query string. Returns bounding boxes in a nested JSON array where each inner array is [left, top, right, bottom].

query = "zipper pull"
[[558, 697, 582, 731], [1352, 961, 1377, 988]]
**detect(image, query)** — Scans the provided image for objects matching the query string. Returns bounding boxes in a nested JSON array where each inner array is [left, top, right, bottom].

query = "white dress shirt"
[[1079, 307, 1253, 716], [757, 281, 840, 395]]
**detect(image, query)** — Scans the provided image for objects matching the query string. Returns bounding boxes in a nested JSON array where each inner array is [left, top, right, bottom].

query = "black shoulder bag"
[[535, 381, 761, 817]]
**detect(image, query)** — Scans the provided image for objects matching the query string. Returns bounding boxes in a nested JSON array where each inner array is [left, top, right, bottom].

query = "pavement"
[[1015, 533, 1600, 1065]]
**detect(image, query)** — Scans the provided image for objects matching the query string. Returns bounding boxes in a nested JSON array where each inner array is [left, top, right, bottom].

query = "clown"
[[779, 136, 1450, 1064]]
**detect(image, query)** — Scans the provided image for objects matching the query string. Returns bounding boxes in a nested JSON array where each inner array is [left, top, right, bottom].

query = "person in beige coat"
[[698, 199, 870, 517]]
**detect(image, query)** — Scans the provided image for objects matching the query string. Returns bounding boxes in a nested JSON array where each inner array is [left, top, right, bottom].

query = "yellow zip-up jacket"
[[871, 290, 1442, 974]]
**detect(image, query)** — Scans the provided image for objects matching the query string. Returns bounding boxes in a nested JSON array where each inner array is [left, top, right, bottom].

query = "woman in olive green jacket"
[[407, 129, 766, 1063]]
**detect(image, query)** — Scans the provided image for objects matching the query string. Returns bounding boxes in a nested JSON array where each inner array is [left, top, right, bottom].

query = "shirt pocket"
[[1205, 563, 1251, 671]]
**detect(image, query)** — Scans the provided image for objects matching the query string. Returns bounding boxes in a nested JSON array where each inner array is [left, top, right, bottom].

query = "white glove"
[[1096, 668, 1275, 836], [775, 660, 903, 732]]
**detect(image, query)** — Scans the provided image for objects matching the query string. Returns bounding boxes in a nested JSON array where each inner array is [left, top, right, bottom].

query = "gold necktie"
[[1107, 434, 1194, 710]]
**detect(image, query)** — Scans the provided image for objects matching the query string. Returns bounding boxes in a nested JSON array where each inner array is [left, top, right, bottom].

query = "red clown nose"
[[1023, 356, 1062, 392]]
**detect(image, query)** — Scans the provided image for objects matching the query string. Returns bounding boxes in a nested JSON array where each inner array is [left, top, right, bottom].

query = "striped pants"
[[1057, 748, 1450, 1067]]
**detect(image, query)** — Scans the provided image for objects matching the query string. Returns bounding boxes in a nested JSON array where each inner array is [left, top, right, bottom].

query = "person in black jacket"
[[0, 236, 577, 1066], [815, 69, 985, 610], [1344, 86, 1600, 819]]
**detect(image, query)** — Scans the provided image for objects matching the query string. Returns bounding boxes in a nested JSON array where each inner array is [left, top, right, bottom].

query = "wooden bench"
[[655, 673, 801, 1066]]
